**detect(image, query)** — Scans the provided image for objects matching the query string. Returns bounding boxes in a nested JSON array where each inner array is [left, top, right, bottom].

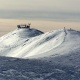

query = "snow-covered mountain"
[[0, 27, 80, 61], [0, 27, 80, 80], [0, 28, 44, 57]]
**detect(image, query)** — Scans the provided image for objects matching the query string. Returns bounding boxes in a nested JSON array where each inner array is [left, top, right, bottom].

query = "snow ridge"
[[0, 28, 80, 59]]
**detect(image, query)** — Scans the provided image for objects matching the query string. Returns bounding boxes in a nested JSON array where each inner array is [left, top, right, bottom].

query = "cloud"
[[0, 0, 80, 12], [0, 0, 80, 21], [0, 10, 80, 22]]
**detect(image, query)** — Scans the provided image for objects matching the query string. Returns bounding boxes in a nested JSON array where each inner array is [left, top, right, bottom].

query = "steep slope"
[[5, 29, 66, 58], [0, 28, 80, 61], [0, 28, 80, 80], [29, 29, 80, 58], [17, 29, 66, 58], [0, 28, 44, 56]]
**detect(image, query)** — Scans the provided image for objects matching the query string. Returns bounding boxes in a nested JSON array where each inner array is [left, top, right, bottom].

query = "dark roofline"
[[17, 24, 31, 29]]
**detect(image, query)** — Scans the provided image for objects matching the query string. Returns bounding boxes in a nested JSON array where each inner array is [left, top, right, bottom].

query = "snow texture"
[[0, 28, 80, 60], [0, 56, 80, 80], [0, 28, 80, 79]]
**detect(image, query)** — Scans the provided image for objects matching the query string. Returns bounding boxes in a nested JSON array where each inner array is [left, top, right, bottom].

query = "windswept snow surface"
[[0, 28, 80, 60], [0, 56, 80, 80], [0, 28, 80, 80], [0, 28, 44, 56]]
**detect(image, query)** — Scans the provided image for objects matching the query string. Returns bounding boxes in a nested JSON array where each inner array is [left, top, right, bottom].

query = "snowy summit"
[[0, 26, 80, 62]]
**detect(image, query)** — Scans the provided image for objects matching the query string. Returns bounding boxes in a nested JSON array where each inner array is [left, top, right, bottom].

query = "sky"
[[0, 0, 80, 36], [0, 0, 80, 21]]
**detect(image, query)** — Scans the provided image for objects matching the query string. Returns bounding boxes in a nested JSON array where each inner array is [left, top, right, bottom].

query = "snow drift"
[[0, 27, 80, 59]]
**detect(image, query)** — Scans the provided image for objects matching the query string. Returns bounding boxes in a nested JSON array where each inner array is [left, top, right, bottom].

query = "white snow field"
[[0, 27, 80, 80], [0, 27, 80, 60]]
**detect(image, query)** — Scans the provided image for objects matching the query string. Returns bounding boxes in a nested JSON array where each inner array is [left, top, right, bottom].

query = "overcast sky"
[[0, 0, 80, 36], [0, 0, 80, 21]]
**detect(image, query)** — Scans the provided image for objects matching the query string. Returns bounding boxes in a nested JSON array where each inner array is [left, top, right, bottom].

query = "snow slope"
[[0, 28, 80, 80], [0, 28, 44, 56], [30, 29, 80, 58], [0, 28, 80, 60]]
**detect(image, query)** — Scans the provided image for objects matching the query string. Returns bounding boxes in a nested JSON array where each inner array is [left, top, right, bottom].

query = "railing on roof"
[[17, 23, 31, 29]]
